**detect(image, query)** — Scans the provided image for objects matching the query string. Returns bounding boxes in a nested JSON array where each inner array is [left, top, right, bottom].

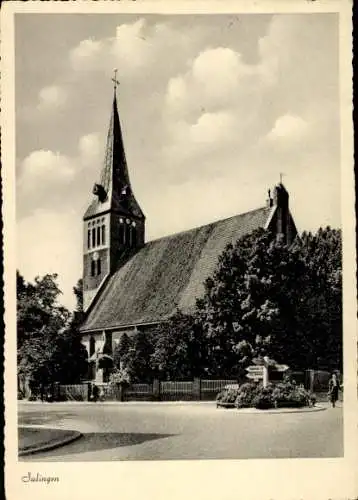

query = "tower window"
[[92, 228, 96, 248], [97, 226, 101, 246], [91, 260, 96, 277], [125, 223, 131, 246], [97, 259, 101, 276], [119, 220, 124, 244], [87, 229, 91, 249], [132, 228, 137, 247], [101, 225, 106, 245]]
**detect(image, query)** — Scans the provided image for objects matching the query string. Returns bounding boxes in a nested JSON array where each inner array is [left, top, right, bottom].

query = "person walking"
[[328, 373, 340, 408]]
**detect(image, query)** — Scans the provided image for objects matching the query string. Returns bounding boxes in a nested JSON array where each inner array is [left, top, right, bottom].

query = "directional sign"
[[273, 364, 289, 372], [246, 373, 263, 380], [246, 365, 264, 374]]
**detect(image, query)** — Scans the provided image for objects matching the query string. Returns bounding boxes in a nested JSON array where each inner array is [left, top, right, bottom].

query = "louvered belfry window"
[[88, 218, 106, 248]]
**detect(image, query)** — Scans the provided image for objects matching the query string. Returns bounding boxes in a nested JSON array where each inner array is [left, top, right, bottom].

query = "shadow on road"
[[19, 432, 176, 459]]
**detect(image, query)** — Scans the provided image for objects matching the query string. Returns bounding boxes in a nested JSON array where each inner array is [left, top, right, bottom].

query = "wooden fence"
[[59, 384, 88, 401], [55, 370, 339, 402], [57, 379, 240, 402]]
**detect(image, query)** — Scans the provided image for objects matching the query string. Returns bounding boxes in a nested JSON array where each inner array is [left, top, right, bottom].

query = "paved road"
[[18, 401, 343, 461]]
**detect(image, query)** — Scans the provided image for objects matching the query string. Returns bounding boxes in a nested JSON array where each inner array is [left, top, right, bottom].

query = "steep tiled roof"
[[81, 206, 273, 332]]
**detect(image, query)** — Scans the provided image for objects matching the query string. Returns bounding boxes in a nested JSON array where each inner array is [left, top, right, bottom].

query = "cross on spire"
[[112, 68, 120, 92], [280, 172, 285, 184]]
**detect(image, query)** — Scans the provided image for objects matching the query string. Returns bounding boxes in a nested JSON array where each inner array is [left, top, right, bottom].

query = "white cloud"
[[165, 47, 256, 120], [17, 132, 102, 218], [68, 19, 164, 77], [78, 133, 101, 163], [69, 38, 103, 70], [190, 111, 237, 145], [17, 209, 81, 311], [266, 114, 309, 142], [37, 85, 67, 110], [20, 150, 75, 188], [110, 19, 152, 71]]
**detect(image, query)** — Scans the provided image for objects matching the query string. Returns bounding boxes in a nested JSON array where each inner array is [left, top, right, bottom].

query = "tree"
[[196, 226, 342, 375], [291, 227, 342, 370], [113, 330, 155, 383], [17, 272, 70, 394], [113, 332, 132, 370], [17, 273, 88, 394], [150, 312, 208, 380], [51, 278, 88, 384]]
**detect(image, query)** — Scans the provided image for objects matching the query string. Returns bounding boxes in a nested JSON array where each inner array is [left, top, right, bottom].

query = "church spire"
[[84, 73, 144, 220], [98, 83, 131, 204]]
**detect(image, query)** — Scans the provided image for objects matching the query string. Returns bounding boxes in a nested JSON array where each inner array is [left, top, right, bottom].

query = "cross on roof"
[[280, 172, 285, 184], [112, 69, 120, 91]]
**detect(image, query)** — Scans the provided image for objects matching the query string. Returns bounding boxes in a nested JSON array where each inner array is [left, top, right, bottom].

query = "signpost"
[[246, 365, 264, 382], [246, 359, 289, 387]]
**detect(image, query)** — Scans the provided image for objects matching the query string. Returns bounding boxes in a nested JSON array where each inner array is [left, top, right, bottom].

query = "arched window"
[[97, 259, 101, 276], [97, 226, 101, 246], [125, 222, 131, 246], [101, 225, 106, 245], [89, 336, 95, 356], [132, 227, 137, 247], [87, 229, 91, 249], [91, 260, 96, 277], [92, 228, 96, 248], [119, 219, 124, 244]]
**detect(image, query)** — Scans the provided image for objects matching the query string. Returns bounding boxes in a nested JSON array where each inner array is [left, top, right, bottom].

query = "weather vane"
[[112, 68, 120, 92]]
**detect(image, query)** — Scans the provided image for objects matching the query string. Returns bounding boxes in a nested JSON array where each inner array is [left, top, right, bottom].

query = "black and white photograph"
[[2, 1, 356, 499]]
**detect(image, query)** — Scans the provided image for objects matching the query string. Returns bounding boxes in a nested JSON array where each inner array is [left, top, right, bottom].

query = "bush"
[[235, 382, 258, 408], [217, 380, 315, 410], [217, 388, 240, 404], [252, 385, 275, 409], [272, 383, 313, 408], [109, 368, 131, 387]]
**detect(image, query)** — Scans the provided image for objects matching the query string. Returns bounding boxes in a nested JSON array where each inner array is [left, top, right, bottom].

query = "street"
[[18, 401, 343, 461]]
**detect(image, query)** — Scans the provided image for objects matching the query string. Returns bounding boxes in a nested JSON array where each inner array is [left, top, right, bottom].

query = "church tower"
[[82, 78, 145, 311]]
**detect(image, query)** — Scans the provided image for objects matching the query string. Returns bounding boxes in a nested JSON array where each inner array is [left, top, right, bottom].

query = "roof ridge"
[[146, 206, 268, 245]]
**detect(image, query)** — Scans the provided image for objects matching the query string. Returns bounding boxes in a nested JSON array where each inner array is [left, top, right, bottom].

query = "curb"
[[19, 429, 83, 457], [216, 404, 327, 414]]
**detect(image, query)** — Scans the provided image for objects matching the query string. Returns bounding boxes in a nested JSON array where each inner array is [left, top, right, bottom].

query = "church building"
[[80, 87, 298, 382]]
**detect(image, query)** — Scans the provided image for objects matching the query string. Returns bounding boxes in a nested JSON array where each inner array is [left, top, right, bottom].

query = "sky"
[[15, 13, 340, 311]]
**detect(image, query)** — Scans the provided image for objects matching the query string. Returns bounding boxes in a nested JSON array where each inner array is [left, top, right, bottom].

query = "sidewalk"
[[18, 399, 330, 413]]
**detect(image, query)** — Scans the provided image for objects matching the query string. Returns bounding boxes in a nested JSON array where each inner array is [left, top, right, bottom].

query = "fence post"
[[306, 369, 314, 392], [193, 378, 201, 400], [153, 379, 160, 401], [119, 383, 125, 402]]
